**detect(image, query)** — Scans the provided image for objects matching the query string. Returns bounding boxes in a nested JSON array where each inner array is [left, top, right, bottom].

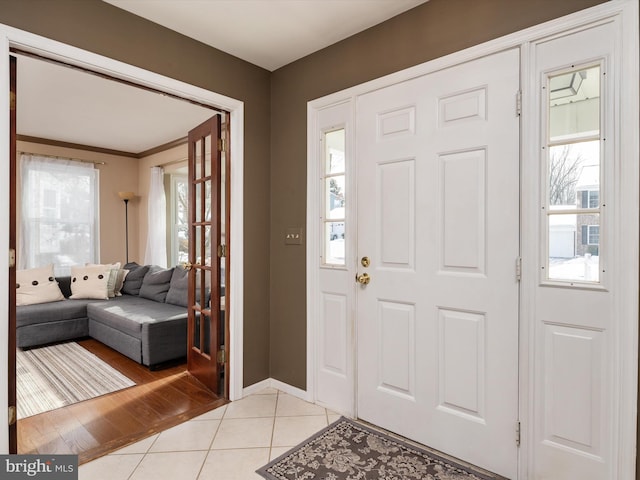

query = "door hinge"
[[9, 91, 16, 111], [515, 256, 522, 282], [516, 90, 522, 117], [217, 244, 227, 258], [516, 421, 521, 447], [9, 248, 15, 268], [8, 406, 16, 426], [217, 348, 226, 364], [217, 138, 226, 152]]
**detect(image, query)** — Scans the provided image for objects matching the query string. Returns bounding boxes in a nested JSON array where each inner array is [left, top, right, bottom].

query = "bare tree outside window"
[[549, 145, 582, 206]]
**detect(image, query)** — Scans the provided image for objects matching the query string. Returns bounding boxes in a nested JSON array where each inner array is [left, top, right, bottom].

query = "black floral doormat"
[[257, 417, 507, 480]]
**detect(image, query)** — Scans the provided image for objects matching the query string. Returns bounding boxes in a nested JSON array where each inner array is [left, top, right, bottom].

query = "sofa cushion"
[[165, 266, 212, 307], [165, 266, 190, 307], [16, 265, 64, 306], [139, 266, 174, 303], [121, 263, 150, 296], [87, 295, 188, 337], [70, 265, 111, 300], [16, 298, 94, 327]]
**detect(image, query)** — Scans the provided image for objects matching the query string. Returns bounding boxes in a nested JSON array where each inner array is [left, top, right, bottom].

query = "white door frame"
[[307, 1, 638, 478], [0, 23, 246, 451]]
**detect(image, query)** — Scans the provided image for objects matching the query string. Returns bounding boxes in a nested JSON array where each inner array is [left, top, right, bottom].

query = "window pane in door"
[[549, 65, 600, 142], [548, 141, 600, 207], [323, 128, 346, 266], [325, 129, 345, 174], [325, 222, 345, 265], [545, 63, 602, 284], [548, 213, 599, 282]]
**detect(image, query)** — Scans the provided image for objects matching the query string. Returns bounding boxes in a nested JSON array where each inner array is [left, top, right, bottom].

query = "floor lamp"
[[118, 191, 135, 264]]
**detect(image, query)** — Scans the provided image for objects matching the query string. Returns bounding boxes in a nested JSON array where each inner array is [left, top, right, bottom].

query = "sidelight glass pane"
[[325, 222, 345, 265], [325, 176, 345, 219], [322, 128, 346, 266], [325, 129, 345, 174], [548, 213, 599, 282], [549, 65, 600, 142], [545, 63, 602, 285], [548, 141, 599, 207]]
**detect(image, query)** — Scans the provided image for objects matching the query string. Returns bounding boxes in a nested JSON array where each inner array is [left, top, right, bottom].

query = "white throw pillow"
[[86, 262, 121, 298], [70, 265, 111, 300], [16, 265, 65, 306]]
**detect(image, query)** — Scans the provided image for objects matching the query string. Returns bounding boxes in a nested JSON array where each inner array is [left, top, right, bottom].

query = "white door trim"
[[0, 24, 246, 451], [307, 1, 638, 478]]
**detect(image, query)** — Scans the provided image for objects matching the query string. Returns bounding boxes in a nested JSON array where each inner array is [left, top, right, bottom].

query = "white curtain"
[[144, 166, 168, 267], [19, 154, 100, 276]]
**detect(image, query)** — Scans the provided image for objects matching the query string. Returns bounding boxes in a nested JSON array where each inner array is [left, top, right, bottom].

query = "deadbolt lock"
[[361, 256, 370, 268]]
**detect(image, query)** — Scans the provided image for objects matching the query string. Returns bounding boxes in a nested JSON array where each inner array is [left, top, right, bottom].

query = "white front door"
[[356, 48, 520, 478]]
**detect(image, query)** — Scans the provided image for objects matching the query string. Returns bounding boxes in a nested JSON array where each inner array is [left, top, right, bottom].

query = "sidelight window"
[[322, 128, 346, 266], [544, 64, 602, 283]]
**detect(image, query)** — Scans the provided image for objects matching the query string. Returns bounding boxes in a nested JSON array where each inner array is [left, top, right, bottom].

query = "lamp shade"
[[118, 191, 136, 201]]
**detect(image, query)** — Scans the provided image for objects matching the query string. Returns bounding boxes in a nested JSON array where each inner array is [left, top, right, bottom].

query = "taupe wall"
[[268, 0, 608, 388], [0, 0, 271, 386]]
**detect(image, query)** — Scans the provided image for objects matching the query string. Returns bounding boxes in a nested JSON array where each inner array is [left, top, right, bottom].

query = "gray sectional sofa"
[[16, 264, 194, 368]]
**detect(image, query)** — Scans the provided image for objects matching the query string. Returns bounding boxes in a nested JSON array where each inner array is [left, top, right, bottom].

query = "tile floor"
[[79, 388, 341, 480]]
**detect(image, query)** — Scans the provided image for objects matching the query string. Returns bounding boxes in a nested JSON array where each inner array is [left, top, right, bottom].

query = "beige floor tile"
[[149, 419, 219, 452], [269, 446, 294, 461], [210, 417, 275, 449], [327, 413, 342, 424], [191, 404, 227, 421], [253, 387, 279, 395], [271, 415, 328, 447], [79, 453, 143, 480], [129, 451, 207, 480], [224, 393, 277, 419], [112, 434, 159, 455], [199, 448, 270, 480], [275, 393, 327, 417]]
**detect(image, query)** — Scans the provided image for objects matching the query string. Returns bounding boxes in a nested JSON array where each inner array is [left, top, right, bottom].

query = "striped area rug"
[[16, 342, 136, 419]]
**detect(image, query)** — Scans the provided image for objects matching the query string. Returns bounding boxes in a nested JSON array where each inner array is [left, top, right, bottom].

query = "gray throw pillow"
[[165, 266, 190, 307], [139, 266, 174, 303], [121, 264, 150, 296]]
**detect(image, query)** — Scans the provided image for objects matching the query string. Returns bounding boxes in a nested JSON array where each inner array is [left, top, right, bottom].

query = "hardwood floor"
[[17, 339, 227, 465]]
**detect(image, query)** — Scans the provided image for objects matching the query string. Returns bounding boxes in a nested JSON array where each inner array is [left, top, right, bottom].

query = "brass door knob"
[[183, 262, 193, 271], [356, 273, 371, 285]]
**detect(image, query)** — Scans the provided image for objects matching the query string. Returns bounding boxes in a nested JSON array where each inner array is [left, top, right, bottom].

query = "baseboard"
[[242, 377, 310, 401], [242, 378, 271, 396]]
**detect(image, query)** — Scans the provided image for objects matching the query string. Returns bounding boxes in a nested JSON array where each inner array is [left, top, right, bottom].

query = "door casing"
[[306, 2, 638, 479]]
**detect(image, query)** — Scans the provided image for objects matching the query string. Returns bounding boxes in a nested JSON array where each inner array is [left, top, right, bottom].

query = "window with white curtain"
[[20, 154, 100, 276], [169, 173, 189, 266]]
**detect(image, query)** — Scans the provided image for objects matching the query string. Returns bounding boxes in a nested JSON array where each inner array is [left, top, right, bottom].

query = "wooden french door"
[[186, 113, 230, 396], [8, 54, 17, 453]]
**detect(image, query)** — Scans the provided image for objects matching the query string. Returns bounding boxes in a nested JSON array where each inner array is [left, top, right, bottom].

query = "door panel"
[[187, 115, 222, 392], [356, 49, 520, 478]]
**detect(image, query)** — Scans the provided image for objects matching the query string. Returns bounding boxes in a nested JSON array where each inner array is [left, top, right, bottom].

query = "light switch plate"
[[285, 227, 303, 245]]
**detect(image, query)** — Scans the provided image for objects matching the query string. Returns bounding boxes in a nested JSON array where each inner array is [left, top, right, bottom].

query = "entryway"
[[308, 3, 638, 479]]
